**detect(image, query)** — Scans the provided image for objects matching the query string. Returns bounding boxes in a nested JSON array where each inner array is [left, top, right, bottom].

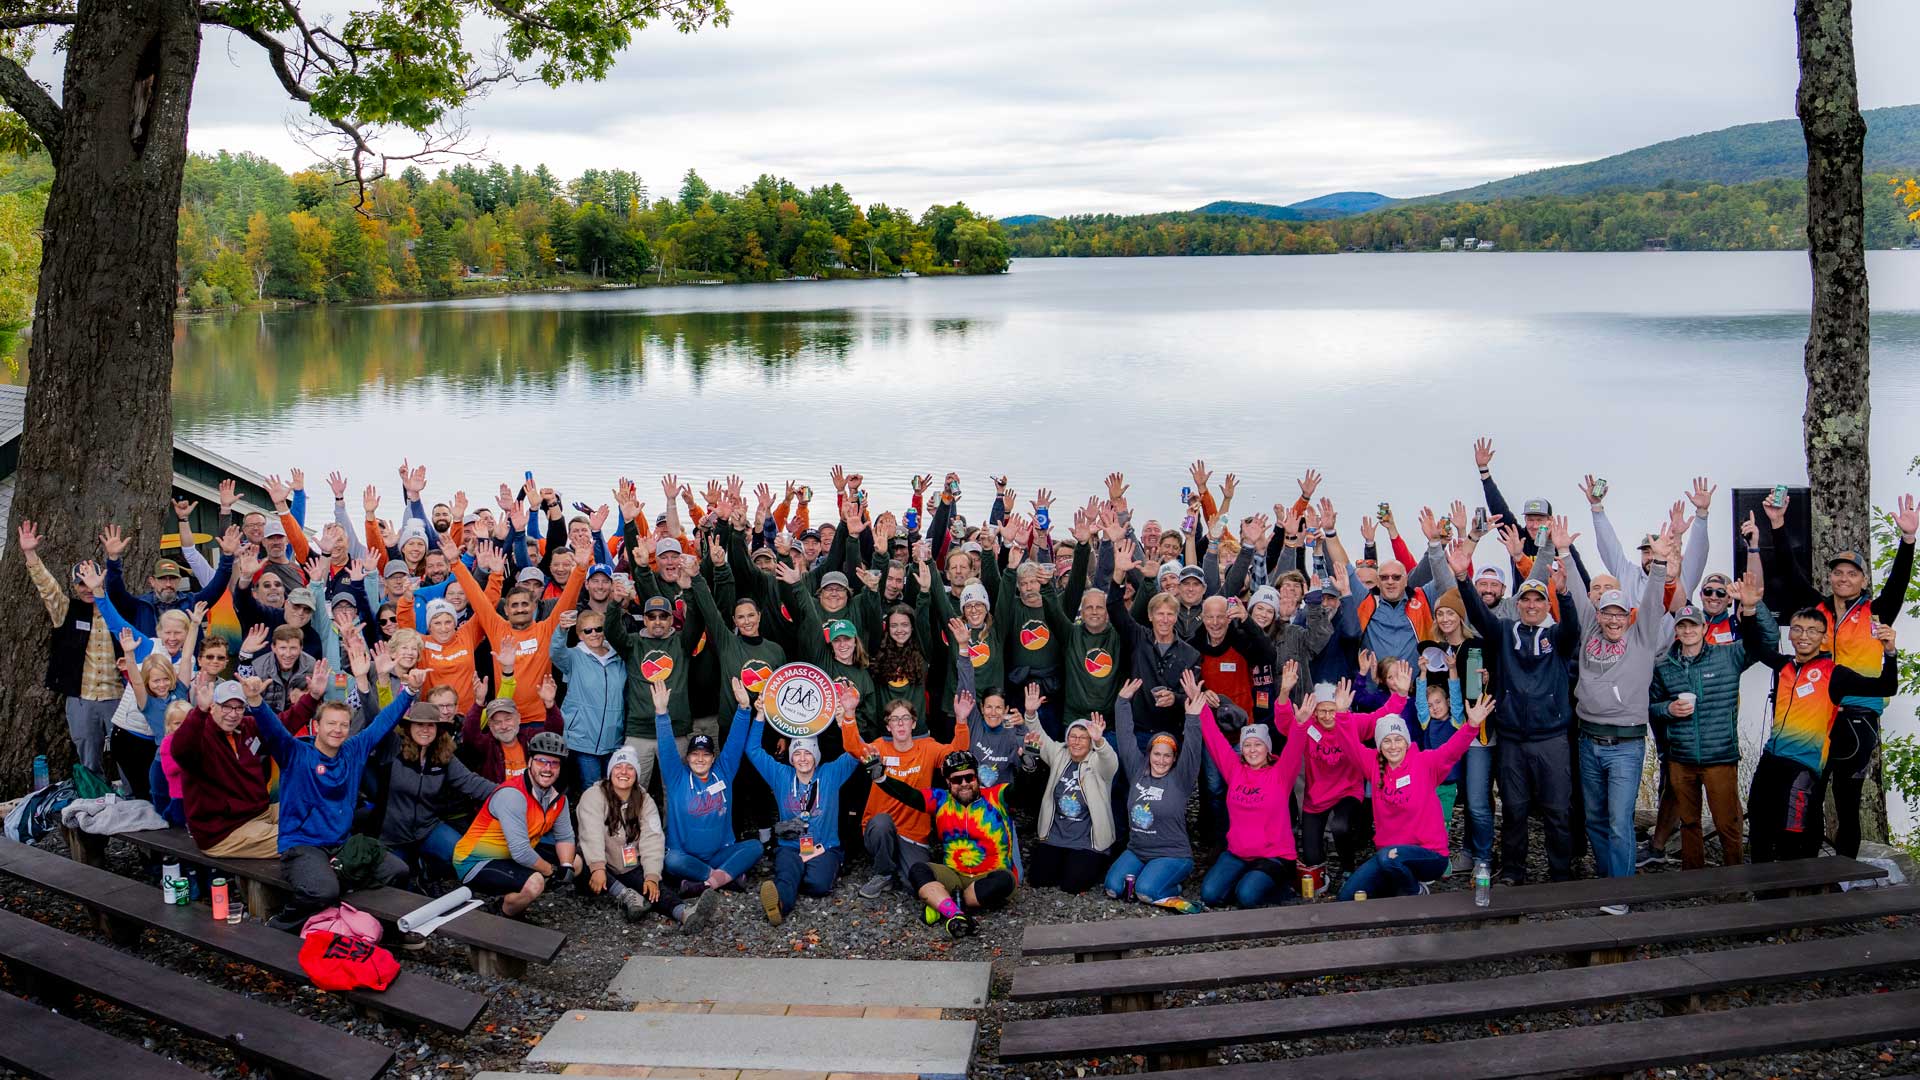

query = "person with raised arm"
[[1195, 669, 1310, 908], [744, 684, 861, 924], [1106, 676, 1206, 911]]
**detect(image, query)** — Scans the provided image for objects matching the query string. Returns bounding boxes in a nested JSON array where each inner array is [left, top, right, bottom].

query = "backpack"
[[300, 902, 383, 943]]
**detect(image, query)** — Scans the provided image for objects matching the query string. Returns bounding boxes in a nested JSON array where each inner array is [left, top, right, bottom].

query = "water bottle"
[[31, 755, 48, 791], [1474, 861, 1492, 908], [211, 877, 230, 923]]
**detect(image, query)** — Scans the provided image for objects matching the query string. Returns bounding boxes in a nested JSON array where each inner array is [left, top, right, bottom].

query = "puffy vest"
[[451, 775, 568, 879], [1358, 588, 1435, 642], [1766, 656, 1839, 772]]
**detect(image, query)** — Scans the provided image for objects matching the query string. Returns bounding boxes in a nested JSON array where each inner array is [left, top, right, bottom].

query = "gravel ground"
[[6, 822, 1917, 1080]]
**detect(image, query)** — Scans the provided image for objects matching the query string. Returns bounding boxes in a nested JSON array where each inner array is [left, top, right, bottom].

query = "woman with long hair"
[[577, 745, 720, 930]]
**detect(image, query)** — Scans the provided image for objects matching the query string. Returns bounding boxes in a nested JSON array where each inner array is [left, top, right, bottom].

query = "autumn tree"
[[0, 0, 729, 786]]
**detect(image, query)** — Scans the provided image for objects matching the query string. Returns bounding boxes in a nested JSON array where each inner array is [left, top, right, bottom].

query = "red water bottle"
[[211, 877, 230, 922]]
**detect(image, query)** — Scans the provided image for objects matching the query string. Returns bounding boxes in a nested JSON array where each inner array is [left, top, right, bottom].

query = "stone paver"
[[609, 955, 990, 1010], [528, 1011, 976, 1079]]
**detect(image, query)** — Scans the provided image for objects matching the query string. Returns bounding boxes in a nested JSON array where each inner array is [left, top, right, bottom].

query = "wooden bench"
[[1022, 855, 1886, 961], [1000, 928, 1920, 1064], [110, 826, 565, 978], [0, 987, 205, 1080], [1010, 884, 1920, 1004], [0, 839, 484, 1032], [0, 905, 394, 1080], [1125, 985, 1920, 1079]]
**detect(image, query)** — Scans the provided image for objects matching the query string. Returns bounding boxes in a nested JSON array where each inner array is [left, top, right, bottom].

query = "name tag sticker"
[[74, 620, 92, 631], [1308, 726, 1323, 743], [1219, 662, 1236, 673], [883, 756, 901, 767], [1796, 681, 1815, 698], [705, 780, 727, 795], [1395, 774, 1412, 790]]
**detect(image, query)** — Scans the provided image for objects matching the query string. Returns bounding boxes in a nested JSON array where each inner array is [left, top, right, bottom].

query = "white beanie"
[[1238, 723, 1272, 752], [1311, 682, 1337, 705], [609, 746, 642, 776], [960, 581, 991, 610], [1249, 586, 1282, 615], [1375, 713, 1411, 745], [788, 737, 820, 763]]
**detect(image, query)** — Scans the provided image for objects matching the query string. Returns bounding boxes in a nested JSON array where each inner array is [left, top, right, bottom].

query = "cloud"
[[41, 1, 1920, 216]]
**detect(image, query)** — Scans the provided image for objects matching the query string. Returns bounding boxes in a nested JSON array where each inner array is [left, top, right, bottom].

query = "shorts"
[[464, 858, 538, 896], [932, 864, 992, 894]]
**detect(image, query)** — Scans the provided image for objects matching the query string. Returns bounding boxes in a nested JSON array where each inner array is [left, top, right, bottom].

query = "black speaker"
[[1731, 485, 1811, 603]]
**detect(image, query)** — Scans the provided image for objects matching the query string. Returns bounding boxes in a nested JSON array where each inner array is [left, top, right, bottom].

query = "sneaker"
[[398, 930, 428, 953], [1599, 903, 1630, 916], [1448, 851, 1473, 875], [678, 889, 721, 934], [1415, 881, 1432, 896], [859, 873, 893, 900], [760, 880, 784, 925], [265, 907, 308, 934], [618, 888, 650, 923], [921, 903, 941, 927], [944, 912, 976, 939], [1634, 841, 1666, 868], [1150, 897, 1206, 915]]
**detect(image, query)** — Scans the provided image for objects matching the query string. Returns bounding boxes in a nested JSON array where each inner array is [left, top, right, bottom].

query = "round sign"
[[762, 663, 839, 738]]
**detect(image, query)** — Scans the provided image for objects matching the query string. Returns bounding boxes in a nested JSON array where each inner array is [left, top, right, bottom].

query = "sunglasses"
[[947, 773, 979, 785], [531, 755, 564, 768], [642, 612, 673, 621], [579, 626, 606, 635], [1700, 588, 1728, 598], [1376, 573, 1405, 582], [379, 615, 399, 624]]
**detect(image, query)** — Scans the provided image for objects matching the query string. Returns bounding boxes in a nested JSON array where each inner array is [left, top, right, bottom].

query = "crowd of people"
[[18, 441, 1912, 937]]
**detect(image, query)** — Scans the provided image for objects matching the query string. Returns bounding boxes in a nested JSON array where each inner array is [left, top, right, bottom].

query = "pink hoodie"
[[1198, 704, 1307, 860], [1334, 717, 1477, 855], [1280, 696, 1407, 814]]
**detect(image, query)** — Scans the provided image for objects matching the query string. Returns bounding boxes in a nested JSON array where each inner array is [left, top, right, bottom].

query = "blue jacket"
[[1457, 580, 1580, 742], [253, 691, 413, 852], [656, 706, 751, 859], [105, 554, 234, 638], [549, 636, 628, 755], [745, 716, 859, 851]]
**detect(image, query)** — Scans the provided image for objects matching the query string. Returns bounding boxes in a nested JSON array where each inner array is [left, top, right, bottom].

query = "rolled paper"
[[397, 886, 477, 934]]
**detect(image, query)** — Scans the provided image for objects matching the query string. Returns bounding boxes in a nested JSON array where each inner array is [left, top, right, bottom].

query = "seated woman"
[[745, 683, 861, 925], [1195, 669, 1308, 908], [1107, 677, 1204, 911], [1022, 683, 1120, 894], [577, 745, 722, 931], [652, 679, 761, 897], [363, 699, 496, 888], [1334, 659, 1492, 900], [1280, 662, 1405, 892]]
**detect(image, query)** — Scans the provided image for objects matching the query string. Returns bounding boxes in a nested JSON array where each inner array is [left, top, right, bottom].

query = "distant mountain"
[[1419, 103, 1920, 203], [998, 214, 1052, 226], [1193, 199, 1314, 221], [1286, 191, 1396, 215]]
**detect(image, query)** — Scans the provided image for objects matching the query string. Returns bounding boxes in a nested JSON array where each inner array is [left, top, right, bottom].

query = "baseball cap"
[[150, 558, 185, 580], [1597, 589, 1631, 612], [687, 733, 717, 755], [330, 592, 358, 611], [1673, 604, 1707, 625], [263, 518, 289, 538], [1702, 572, 1732, 587], [382, 560, 409, 578], [641, 595, 673, 616], [515, 566, 545, 585], [483, 698, 520, 721], [1522, 498, 1551, 517], [654, 537, 684, 558], [287, 587, 318, 610], [799, 528, 820, 541], [827, 619, 858, 641], [1177, 565, 1206, 584], [587, 562, 614, 580], [212, 680, 246, 705], [1828, 549, 1867, 572], [1475, 565, 1507, 588], [1637, 533, 1656, 551], [1516, 579, 1551, 599], [818, 571, 851, 592]]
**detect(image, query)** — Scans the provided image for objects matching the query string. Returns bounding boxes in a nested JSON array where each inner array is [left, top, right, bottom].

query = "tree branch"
[[0, 50, 60, 154], [0, 14, 76, 31]]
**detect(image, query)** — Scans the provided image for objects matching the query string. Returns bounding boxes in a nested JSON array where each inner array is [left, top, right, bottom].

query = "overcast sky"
[[75, 2, 1920, 216]]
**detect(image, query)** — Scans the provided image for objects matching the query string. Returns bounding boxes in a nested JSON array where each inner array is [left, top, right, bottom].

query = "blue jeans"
[[770, 845, 842, 915], [1338, 844, 1448, 900], [394, 822, 463, 880], [572, 751, 611, 794], [1462, 744, 1495, 864], [1580, 734, 1645, 880], [665, 838, 764, 884], [1200, 851, 1291, 908], [1103, 850, 1195, 902]]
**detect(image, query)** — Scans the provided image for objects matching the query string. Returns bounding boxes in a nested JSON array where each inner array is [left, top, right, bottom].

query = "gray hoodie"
[[1563, 557, 1671, 737]]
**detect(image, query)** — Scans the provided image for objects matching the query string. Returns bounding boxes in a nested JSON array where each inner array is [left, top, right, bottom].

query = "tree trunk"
[[1796, 0, 1887, 844], [0, 1, 200, 788]]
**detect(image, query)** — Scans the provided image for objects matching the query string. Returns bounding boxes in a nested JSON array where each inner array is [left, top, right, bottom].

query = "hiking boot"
[[1448, 851, 1473, 875], [676, 889, 721, 934], [398, 930, 428, 953], [619, 888, 650, 923], [760, 880, 784, 925], [944, 912, 976, 939], [265, 907, 308, 933], [858, 873, 893, 900], [1634, 841, 1667, 868]]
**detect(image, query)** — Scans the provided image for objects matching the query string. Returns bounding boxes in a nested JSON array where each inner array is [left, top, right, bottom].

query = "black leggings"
[[110, 728, 157, 801], [1299, 796, 1367, 870], [1026, 842, 1109, 894], [1825, 709, 1878, 859]]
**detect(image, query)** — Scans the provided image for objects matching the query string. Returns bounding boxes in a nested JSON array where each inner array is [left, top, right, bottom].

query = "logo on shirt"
[[640, 651, 675, 683], [966, 639, 992, 668], [1084, 649, 1114, 678], [315, 764, 327, 776], [741, 660, 774, 694], [1129, 801, 1154, 830], [1019, 620, 1051, 650]]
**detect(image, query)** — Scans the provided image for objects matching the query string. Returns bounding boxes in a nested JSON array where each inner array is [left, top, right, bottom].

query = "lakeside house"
[[0, 384, 274, 557]]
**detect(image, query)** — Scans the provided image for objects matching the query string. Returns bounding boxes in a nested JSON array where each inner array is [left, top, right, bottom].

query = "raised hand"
[[946, 616, 968, 644], [1667, 499, 1691, 538], [241, 623, 270, 655], [327, 471, 349, 499], [1359, 515, 1377, 545], [1498, 522, 1525, 559], [74, 560, 105, 594], [14, 519, 39, 556], [1221, 473, 1238, 503], [364, 484, 382, 516], [217, 524, 241, 556], [1188, 460, 1211, 494], [1416, 506, 1442, 543], [1297, 468, 1322, 502], [1464, 694, 1495, 728], [1105, 471, 1129, 507], [1898, 494, 1919, 542], [1548, 515, 1572, 551], [1474, 438, 1495, 470], [1688, 476, 1716, 516], [540, 673, 559, 708], [1118, 677, 1143, 700], [1763, 488, 1788, 528], [263, 473, 292, 508], [98, 523, 128, 560], [1279, 659, 1300, 700], [173, 496, 197, 521], [1740, 510, 1761, 547], [1579, 474, 1603, 507], [308, 657, 332, 698], [1386, 658, 1413, 697], [1112, 538, 1138, 578], [829, 465, 847, 493], [1333, 677, 1354, 714], [218, 478, 239, 515], [1024, 681, 1044, 715], [372, 639, 396, 677], [191, 672, 215, 713], [1446, 537, 1475, 579], [1731, 568, 1765, 612]]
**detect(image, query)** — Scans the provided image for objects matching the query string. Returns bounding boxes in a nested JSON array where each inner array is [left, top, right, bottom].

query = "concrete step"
[[527, 1010, 976, 1079], [479, 1071, 926, 1079], [608, 955, 991, 1010]]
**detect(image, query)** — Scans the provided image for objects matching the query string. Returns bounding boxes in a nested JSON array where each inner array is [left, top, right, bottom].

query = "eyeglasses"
[[531, 756, 563, 768], [579, 626, 606, 635], [1700, 588, 1728, 598], [1376, 573, 1405, 582], [1787, 625, 1827, 638]]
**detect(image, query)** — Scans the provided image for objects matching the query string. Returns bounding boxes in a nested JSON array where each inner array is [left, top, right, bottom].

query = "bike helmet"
[[941, 750, 979, 783], [527, 731, 570, 759]]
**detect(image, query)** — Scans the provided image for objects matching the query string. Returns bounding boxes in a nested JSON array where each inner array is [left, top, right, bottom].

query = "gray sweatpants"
[[862, 812, 930, 884], [65, 697, 115, 775]]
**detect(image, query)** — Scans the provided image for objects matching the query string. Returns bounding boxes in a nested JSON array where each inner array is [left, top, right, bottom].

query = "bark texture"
[[1796, 0, 1886, 843], [0, 0, 201, 786]]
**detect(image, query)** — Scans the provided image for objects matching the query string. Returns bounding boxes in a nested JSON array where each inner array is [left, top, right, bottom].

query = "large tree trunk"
[[0, 1, 200, 788], [1796, 0, 1886, 844]]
